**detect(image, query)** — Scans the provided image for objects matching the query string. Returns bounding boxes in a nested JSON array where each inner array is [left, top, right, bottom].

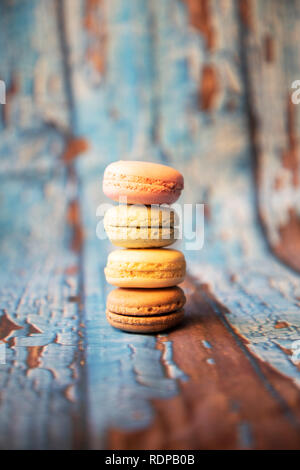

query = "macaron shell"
[[106, 309, 185, 333], [107, 287, 186, 315], [105, 226, 175, 248], [104, 161, 184, 184], [106, 247, 185, 265], [103, 160, 184, 205]]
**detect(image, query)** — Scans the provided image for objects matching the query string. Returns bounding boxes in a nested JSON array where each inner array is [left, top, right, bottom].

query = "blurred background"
[[1, 0, 300, 269], [0, 0, 300, 450]]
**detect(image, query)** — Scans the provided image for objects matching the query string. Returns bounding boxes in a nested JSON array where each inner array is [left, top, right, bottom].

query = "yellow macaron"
[[104, 204, 177, 248], [104, 248, 186, 288]]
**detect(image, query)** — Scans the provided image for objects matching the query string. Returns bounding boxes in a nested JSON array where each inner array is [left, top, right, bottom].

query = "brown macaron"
[[106, 286, 186, 316], [106, 286, 186, 333]]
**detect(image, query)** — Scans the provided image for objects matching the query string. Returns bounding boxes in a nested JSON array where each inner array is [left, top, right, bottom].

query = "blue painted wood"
[[0, 0, 70, 173], [0, 177, 84, 449], [0, 0, 83, 450], [0, 0, 300, 450], [241, 0, 300, 271]]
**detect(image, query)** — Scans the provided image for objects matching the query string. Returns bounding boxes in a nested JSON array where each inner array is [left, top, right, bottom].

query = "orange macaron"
[[103, 160, 184, 205]]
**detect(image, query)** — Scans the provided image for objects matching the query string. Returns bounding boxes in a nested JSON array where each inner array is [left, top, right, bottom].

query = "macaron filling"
[[105, 267, 185, 280], [106, 301, 184, 315], [106, 309, 185, 333], [104, 174, 183, 193]]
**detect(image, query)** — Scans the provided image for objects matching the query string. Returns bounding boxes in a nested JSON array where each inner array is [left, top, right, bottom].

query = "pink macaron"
[[103, 160, 184, 205]]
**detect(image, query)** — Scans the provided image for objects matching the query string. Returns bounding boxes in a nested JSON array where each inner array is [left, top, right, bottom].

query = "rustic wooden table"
[[0, 0, 300, 450]]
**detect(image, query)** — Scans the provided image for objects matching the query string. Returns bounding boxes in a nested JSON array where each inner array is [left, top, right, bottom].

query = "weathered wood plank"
[[0, 176, 86, 450], [238, 0, 300, 271], [0, 0, 70, 175], [1, 0, 300, 450], [66, 0, 300, 449], [0, 0, 86, 450], [108, 276, 300, 450]]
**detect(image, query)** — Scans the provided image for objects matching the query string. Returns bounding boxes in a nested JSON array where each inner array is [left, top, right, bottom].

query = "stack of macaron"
[[103, 160, 186, 333]]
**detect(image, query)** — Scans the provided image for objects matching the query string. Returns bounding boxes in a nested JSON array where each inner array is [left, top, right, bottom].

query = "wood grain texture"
[[108, 277, 300, 450], [0, 0, 86, 450], [239, 0, 300, 271], [0, 177, 86, 449], [0, 0, 300, 450]]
